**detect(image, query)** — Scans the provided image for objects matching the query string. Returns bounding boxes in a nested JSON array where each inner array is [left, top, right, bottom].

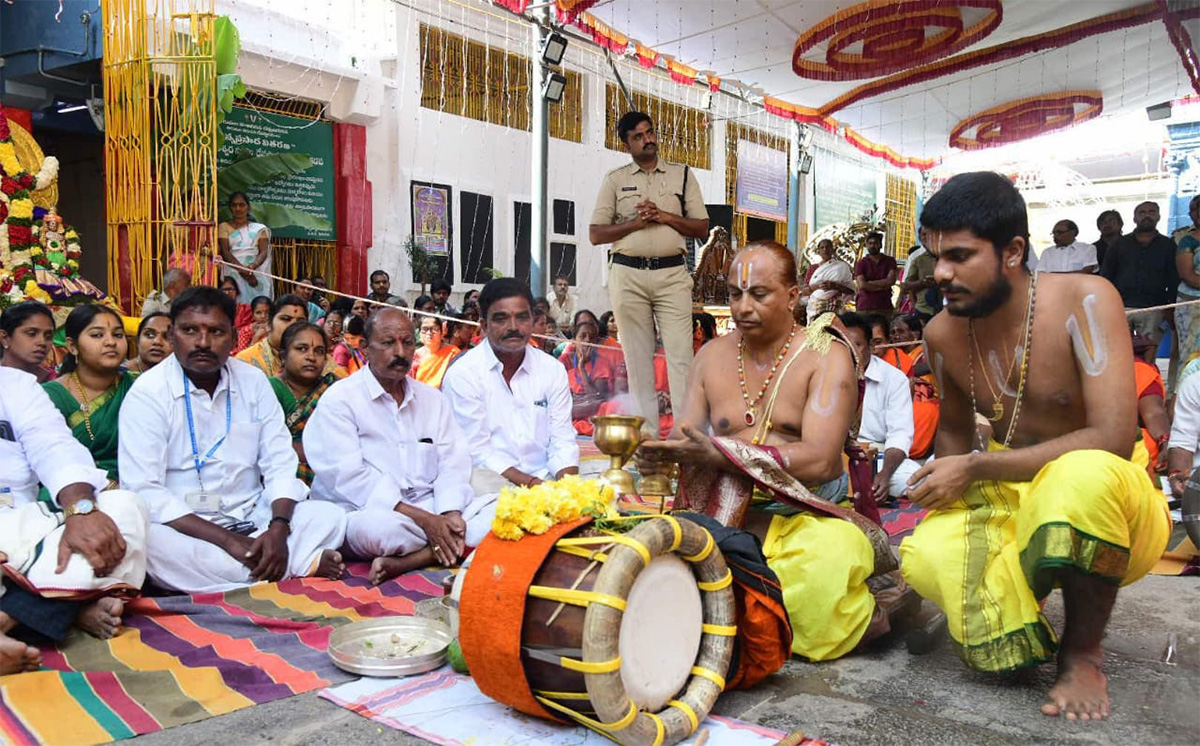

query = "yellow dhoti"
[[763, 512, 876, 661], [900, 444, 1171, 672]]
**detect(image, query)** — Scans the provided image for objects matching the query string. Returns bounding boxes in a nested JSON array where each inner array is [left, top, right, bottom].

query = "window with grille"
[[603, 84, 710, 170], [419, 24, 583, 143]]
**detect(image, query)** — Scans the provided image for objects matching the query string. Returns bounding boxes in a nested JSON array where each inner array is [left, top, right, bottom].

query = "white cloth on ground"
[[145, 500, 346, 594], [0, 492, 148, 600], [305, 367, 495, 558], [442, 340, 579, 481]]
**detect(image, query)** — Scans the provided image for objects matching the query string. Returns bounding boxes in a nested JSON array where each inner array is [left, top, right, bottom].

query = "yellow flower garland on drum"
[[492, 475, 617, 541]]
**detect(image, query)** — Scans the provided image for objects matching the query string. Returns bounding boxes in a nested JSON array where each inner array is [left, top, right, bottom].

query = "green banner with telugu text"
[[218, 106, 336, 241]]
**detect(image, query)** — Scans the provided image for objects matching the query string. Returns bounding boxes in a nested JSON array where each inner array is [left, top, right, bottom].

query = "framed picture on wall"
[[410, 180, 455, 283]]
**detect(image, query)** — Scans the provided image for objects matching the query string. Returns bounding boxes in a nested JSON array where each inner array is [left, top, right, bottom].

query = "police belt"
[[609, 253, 686, 270]]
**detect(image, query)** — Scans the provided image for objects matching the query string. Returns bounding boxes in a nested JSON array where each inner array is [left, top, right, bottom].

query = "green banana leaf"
[[217, 201, 331, 232], [217, 152, 315, 202], [214, 16, 241, 76]]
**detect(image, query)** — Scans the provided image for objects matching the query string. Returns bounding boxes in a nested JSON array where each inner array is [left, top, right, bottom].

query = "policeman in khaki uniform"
[[589, 112, 709, 435]]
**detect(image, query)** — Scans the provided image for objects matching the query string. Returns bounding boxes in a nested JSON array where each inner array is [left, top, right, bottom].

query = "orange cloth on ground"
[[411, 344, 461, 388], [1135, 359, 1166, 467]]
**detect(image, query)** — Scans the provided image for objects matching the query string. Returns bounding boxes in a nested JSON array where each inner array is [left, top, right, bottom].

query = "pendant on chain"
[[744, 409, 756, 427]]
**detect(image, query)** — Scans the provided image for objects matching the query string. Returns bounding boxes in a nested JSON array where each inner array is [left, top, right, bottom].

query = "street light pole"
[[530, 9, 550, 297]]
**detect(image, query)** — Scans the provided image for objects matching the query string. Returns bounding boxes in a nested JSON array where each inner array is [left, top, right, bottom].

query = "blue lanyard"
[[183, 366, 232, 489]]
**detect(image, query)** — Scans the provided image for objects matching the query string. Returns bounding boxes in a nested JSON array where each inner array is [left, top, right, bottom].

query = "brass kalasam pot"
[[592, 414, 644, 496]]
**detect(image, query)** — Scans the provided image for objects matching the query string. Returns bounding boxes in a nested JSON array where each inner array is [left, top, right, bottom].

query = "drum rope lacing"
[[522, 514, 734, 745]]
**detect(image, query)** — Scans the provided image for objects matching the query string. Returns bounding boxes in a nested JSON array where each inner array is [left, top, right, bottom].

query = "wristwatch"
[[63, 498, 96, 519]]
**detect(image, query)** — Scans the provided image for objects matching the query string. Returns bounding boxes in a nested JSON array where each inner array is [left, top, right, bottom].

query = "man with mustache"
[[118, 286, 347, 593], [304, 308, 493, 584], [901, 173, 1170, 722], [442, 278, 579, 494], [1099, 201, 1177, 363], [590, 111, 709, 438]]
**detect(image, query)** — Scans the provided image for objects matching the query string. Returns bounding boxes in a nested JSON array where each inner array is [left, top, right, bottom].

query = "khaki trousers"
[[608, 262, 694, 435]]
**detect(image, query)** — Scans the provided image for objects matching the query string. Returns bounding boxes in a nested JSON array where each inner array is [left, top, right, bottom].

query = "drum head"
[[618, 553, 703, 712]]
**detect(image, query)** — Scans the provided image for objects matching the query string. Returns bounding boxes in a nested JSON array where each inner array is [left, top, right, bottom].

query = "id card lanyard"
[[184, 366, 232, 492]]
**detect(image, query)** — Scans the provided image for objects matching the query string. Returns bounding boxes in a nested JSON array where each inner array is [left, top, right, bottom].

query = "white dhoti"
[[146, 500, 347, 594], [0, 490, 148, 601], [345, 491, 497, 560], [885, 458, 921, 498]]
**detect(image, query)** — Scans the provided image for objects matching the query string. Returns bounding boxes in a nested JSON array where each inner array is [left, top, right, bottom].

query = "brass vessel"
[[591, 414, 644, 496]]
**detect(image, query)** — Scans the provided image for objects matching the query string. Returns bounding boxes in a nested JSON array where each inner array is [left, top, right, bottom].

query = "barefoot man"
[[305, 308, 497, 584], [900, 172, 1171, 721], [640, 242, 912, 661], [0, 368, 148, 672], [119, 286, 347, 593]]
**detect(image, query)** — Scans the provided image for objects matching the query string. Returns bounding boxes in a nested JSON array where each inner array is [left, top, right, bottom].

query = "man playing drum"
[[639, 242, 912, 662], [900, 172, 1170, 721]]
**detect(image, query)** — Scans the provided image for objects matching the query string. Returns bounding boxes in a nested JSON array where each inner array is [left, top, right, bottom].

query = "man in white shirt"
[[119, 286, 347, 594], [306, 308, 494, 585], [547, 275, 576, 330], [140, 267, 191, 317], [840, 313, 919, 502], [1038, 220, 1098, 274], [442, 278, 579, 494], [0, 368, 148, 672]]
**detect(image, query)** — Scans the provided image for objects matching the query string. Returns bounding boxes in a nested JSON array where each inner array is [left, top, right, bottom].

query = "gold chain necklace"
[[68, 372, 111, 443], [738, 323, 797, 427], [968, 273, 1038, 449], [968, 317, 1020, 422]]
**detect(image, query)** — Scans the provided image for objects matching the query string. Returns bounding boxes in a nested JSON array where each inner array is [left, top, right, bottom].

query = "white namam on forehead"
[[1066, 293, 1107, 377], [735, 258, 754, 290]]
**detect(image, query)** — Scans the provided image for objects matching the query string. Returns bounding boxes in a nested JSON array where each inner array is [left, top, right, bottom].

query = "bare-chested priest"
[[900, 171, 1170, 721], [640, 242, 912, 662]]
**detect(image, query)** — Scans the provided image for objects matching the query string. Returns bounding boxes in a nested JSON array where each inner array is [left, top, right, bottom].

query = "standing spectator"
[[218, 192, 271, 304], [431, 279, 458, 316], [1100, 201, 1178, 361], [547, 275, 576, 330], [1174, 196, 1200, 368], [1094, 209, 1124, 270], [368, 270, 405, 307], [589, 111, 709, 437], [800, 239, 855, 322], [1039, 220, 1098, 274], [901, 243, 940, 320], [854, 232, 897, 318]]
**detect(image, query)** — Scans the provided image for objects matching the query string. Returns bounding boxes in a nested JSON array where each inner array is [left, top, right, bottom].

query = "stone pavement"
[[130, 573, 1198, 746]]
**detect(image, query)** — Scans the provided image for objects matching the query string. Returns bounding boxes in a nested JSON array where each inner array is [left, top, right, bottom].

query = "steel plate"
[[328, 617, 452, 677]]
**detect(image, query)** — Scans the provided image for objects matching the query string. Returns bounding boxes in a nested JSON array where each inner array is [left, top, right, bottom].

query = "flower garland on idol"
[[0, 103, 70, 307]]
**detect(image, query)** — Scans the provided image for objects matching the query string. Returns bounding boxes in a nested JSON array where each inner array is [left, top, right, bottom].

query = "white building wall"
[[218, 0, 890, 313]]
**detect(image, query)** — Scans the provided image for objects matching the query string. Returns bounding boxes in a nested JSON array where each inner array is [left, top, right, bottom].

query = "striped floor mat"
[[0, 565, 448, 746]]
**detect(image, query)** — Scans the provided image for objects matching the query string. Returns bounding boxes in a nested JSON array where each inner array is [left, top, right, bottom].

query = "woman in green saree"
[[42, 304, 134, 488], [269, 321, 336, 485]]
